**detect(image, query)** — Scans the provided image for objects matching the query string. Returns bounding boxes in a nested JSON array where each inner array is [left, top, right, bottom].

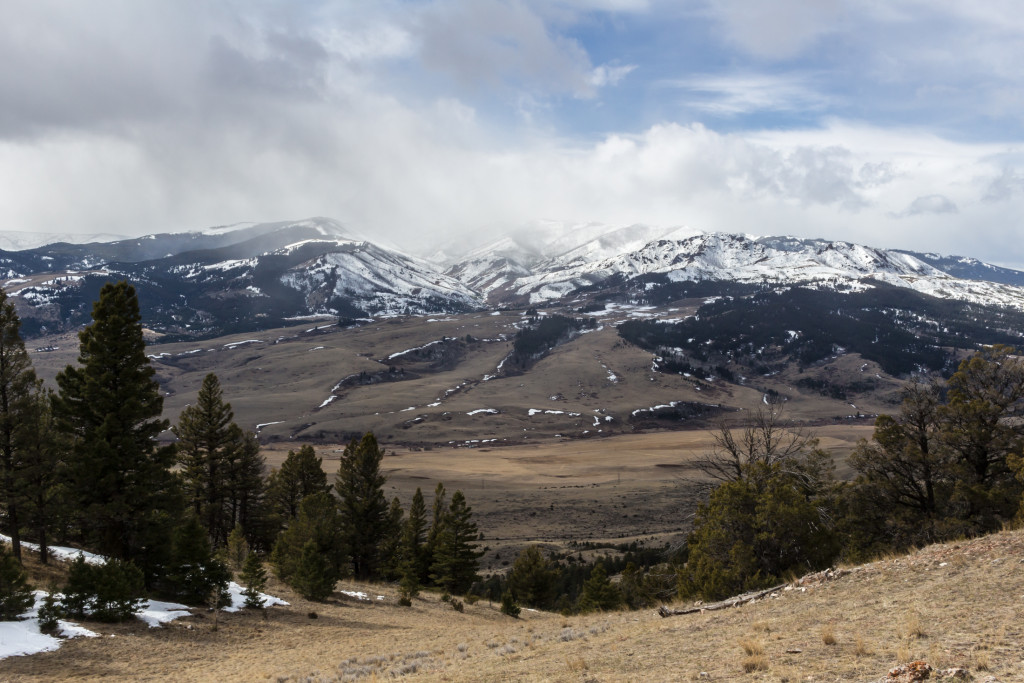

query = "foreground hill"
[[5, 526, 1021, 681]]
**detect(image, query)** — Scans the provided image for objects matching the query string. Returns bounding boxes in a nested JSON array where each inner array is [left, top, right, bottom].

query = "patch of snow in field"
[[222, 582, 289, 613], [309, 346, 325, 351], [386, 340, 444, 361], [256, 421, 284, 430], [490, 311, 502, 315], [0, 593, 98, 660], [400, 406, 416, 412], [467, 409, 499, 416], [426, 318, 456, 322], [136, 600, 192, 628], [224, 339, 262, 349], [318, 396, 338, 408], [427, 402, 441, 407], [340, 590, 385, 602]]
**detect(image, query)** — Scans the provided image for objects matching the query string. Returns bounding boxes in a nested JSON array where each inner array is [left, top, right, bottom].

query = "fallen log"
[[657, 583, 788, 618]]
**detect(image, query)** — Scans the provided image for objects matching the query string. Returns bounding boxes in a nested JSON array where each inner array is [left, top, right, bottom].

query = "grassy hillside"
[[5, 527, 1021, 681]]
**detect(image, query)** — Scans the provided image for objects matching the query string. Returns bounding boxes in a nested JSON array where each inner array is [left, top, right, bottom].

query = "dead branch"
[[657, 583, 788, 618]]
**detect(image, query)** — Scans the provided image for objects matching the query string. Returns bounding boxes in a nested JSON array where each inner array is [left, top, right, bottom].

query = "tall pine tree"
[[267, 444, 328, 521], [18, 386, 65, 565], [55, 281, 180, 581], [0, 288, 38, 562], [429, 490, 482, 594], [335, 432, 388, 580], [174, 373, 236, 547]]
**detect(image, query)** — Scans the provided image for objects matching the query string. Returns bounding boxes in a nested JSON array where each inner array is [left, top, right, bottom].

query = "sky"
[[2, 1, 1024, 265]]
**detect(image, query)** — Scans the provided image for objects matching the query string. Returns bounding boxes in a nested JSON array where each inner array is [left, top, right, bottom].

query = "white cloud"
[[664, 73, 833, 115]]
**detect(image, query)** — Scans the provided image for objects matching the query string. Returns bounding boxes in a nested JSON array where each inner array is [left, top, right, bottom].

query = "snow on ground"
[[224, 339, 263, 349], [222, 582, 289, 613], [340, 590, 385, 602], [256, 421, 284, 430], [0, 592, 99, 661], [466, 408, 498, 416], [0, 535, 104, 565], [136, 600, 192, 628], [319, 395, 338, 408]]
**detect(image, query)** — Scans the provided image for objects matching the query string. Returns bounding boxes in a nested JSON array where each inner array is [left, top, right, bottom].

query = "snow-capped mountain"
[[0, 230, 130, 252], [6, 216, 1024, 339], [450, 230, 1024, 310]]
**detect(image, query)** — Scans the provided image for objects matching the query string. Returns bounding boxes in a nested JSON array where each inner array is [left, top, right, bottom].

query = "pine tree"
[[429, 490, 482, 595], [226, 525, 250, 572], [173, 373, 236, 548], [0, 542, 33, 619], [271, 491, 347, 591], [335, 433, 389, 580], [0, 287, 38, 563], [240, 551, 268, 609], [423, 482, 447, 584], [378, 496, 405, 581], [17, 385, 65, 565], [508, 546, 556, 608], [226, 428, 268, 547], [160, 515, 231, 607], [88, 559, 146, 622], [397, 487, 427, 601], [55, 281, 179, 581], [577, 561, 622, 613], [267, 445, 328, 521], [291, 539, 336, 602]]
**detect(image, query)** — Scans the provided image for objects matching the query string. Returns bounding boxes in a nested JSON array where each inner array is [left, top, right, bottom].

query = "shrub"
[[500, 591, 521, 618], [0, 545, 34, 620]]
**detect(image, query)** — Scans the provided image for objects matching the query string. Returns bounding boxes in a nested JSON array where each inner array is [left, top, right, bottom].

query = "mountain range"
[[4, 217, 1024, 347]]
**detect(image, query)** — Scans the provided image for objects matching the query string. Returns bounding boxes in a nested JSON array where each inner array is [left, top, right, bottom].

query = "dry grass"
[[854, 636, 874, 656], [738, 637, 765, 656], [741, 654, 769, 673], [820, 623, 837, 646]]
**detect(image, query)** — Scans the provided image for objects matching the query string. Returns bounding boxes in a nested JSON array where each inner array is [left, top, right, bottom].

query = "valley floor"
[[3, 527, 1022, 682]]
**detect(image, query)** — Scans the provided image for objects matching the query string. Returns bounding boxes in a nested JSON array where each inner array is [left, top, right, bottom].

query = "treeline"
[[618, 283, 1024, 376], [0, 282, 482, 622], [640, 347, 1024, 603], [508, 314, 596, 369]]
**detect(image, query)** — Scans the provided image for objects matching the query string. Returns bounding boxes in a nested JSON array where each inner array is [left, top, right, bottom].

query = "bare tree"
[[694, 395, 820, 485]]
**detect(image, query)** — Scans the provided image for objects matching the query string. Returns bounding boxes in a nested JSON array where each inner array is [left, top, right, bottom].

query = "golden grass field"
[[6, 525, 1022, 682]]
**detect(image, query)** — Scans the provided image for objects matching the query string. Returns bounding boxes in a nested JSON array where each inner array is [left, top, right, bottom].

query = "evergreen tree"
[[173, 373, 237, 548], [577, 561, 622, 613], [55, 281, 179, 581], [226, 428, 268, 547], [335, 432, 389, 580], [378, 496, 405, 581], [678, 462, 837, 601], [37, 588, 61, 633], [397, 487, 427, 600], [291, 539, 336, 602], [240, 551, 268, 609], [159, 515, 231, 607], [0, 542, 33, 619], [17, 386, 65, 565], [225, 525, 250, 572], [271, 491, 347, 591], [0, 287, 38, 562], [423, 482, 447, 584], [61, 554, 145, 622], [88, 559, 146, 622], [508, 546, 556, 609], [429, 490, 482, 594], [266, 445, 328, 521]]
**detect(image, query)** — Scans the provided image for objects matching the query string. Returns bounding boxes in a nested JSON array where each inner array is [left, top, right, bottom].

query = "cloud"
[[663, 73, 833, 116], [890, 194, 959, 219]]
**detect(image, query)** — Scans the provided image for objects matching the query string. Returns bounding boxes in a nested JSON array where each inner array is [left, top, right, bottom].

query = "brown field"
[[260, 425, 873, 568], [27, 309, 900, 449], [5, 526, 1022, 682]]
